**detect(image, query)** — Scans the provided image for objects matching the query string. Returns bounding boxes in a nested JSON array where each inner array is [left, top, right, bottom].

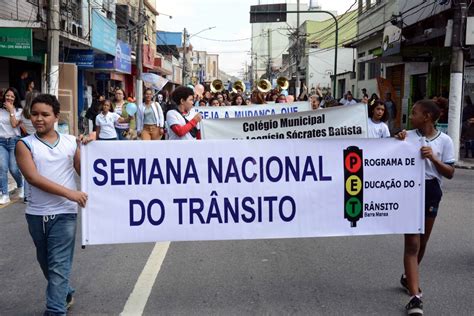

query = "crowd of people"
[[0, 78, 472, 315]]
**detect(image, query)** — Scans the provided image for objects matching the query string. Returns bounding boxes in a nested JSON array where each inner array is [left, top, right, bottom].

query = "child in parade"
[[395, 99, 455, 315], [367, 100, 390, 138], [167, 86, 202, 140], [15, 94, 93, 315], [95, 100, 132, 140]]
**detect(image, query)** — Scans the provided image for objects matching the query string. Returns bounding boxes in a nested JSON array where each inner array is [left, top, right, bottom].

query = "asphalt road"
[[1, 169, 472, 315]]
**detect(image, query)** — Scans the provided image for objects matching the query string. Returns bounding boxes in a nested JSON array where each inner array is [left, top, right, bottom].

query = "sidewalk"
[[455, 157, 474, 170]]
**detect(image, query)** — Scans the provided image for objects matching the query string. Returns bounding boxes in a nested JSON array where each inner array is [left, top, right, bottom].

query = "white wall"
[[306, 47, 354, 90]]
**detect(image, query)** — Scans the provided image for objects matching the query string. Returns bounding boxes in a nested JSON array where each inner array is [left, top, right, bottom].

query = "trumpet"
[[211, 79, 224, 93], [257, 79, 272, 93], [276, 76, 289, 90], [232, 80, 246, 94]]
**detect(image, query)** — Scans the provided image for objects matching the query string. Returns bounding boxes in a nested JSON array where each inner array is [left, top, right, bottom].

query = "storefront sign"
[[382, 24, 401, 57], [0, 28, 33, 57], [94, 40, 131, 74], [143, 44, 155, 69], [67, 49, 94, 68], [91, 10, 117, 56], [115, 40, 131, 74]]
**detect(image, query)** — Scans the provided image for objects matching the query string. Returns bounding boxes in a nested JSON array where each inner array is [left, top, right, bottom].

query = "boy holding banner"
[[15, 94, 93, 315]]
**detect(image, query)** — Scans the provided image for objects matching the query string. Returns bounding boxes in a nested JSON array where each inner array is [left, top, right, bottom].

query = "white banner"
[[201, 104, 368, 140], [196, 101, 311, 119], [81, 138, 425, 245]]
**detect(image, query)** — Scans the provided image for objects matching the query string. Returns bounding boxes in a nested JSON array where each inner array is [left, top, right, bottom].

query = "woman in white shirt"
[[95, 100, 132, 140], [136, 88, 164, 140], [0, 87, 24, 204]]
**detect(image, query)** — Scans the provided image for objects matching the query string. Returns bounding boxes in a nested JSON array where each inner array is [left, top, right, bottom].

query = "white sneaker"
[[0, 194, 11, 205], [18, 187, 24, 199]]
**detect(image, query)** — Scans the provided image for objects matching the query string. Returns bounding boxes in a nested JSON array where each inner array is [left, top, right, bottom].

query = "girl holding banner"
[[396, 100, 455, 316]]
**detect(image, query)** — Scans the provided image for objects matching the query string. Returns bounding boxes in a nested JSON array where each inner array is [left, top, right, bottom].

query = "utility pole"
[[448, 0, 467, 161], [267, 28, 272, 80], [255, 51, 258, 84], [136, 0, 144, 107], [295, 0, 301, 98], [182, 28, 187, 86], [47, 0, 60, 97]]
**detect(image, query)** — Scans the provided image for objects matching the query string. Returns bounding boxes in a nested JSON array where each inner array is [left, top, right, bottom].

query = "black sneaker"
[[66, 293, 74, 310], [400, 274, 422, 296], [405, 296, 423, 315]]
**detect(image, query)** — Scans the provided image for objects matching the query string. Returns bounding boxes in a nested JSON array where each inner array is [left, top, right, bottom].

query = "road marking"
[[120, 241, 170, 316]]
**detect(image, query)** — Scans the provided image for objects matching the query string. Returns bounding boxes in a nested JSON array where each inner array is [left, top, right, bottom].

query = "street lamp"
[[182, 26, 216, 85]]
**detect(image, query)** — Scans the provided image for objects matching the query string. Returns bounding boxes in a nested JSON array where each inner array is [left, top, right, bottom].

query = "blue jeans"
[[115, 128, 128, 140], [26, 214, 77, 315], [0, 136, 23, 195]]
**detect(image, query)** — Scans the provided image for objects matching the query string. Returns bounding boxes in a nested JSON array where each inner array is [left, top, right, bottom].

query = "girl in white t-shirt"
[[395, 100, 455, 315], [95, 100, 132, 140], [367, 99, 390, 138]]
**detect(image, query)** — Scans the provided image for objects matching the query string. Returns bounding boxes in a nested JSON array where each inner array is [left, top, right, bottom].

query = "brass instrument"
[[276, 76, 289, 90], [232, 80, 246, 94], [257, 79, 272, 93], [210, 79, 224, 93]]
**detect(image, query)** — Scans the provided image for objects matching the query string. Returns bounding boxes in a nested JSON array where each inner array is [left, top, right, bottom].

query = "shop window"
[[368, 63, 380, 79], [358, 62, 366, 81]]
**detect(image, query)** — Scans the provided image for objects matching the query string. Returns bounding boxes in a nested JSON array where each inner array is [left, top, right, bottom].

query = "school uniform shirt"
[[21, 133, 78, 215], [96, 112, 120, 139], [166, 108, 200, 140], [0, 108, 22, 138], [407, 129, 455, 183], [367, 119, 390, 138]]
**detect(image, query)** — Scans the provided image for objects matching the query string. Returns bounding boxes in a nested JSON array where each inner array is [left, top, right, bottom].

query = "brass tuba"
[[257, 79, 272, 93], [232, 80, 246, 94], [210, 79, 224, 93], [276, 76, 289, 90]]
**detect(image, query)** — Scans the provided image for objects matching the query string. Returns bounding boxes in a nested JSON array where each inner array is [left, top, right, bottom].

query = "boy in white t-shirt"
[[16, 94, 93, 314], [166, 86, 202, 140]]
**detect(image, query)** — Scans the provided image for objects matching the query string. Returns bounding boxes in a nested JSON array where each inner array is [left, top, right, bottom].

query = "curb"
[[454, 163, 474, 170]]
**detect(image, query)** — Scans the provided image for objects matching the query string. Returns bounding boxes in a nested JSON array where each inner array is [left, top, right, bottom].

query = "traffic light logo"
[[343, 146, 364, 227]]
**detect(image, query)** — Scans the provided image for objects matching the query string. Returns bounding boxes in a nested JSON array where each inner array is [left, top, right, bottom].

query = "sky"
[[155, 0, 357, 77]]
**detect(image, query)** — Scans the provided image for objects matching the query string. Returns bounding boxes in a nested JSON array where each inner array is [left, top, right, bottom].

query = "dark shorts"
[[425, 179, 443, 218]]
